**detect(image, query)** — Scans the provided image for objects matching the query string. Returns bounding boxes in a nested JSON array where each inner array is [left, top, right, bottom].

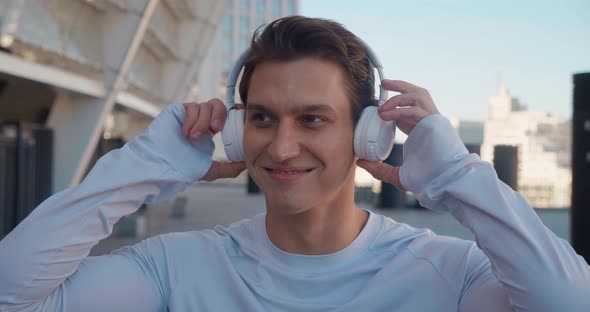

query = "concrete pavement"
[[90, 184, 570, 256]]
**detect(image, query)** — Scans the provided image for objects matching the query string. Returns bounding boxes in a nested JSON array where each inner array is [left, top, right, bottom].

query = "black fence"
[[572, 72, 590, 263], [379, 144, 405, 208], [0, 121, 53, 237], [493, 145, 518, 190], [84, 136, 126, 179]]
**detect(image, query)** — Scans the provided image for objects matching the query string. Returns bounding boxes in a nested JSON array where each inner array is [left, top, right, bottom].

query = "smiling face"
[[244, 57, 358, 215]]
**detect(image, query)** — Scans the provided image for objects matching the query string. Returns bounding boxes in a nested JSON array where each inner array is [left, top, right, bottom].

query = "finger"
[[235, 103, 245, 110], [381, 79, 423, 94], [189, 102, 212, 141], [209, 98, 227, 133], [200, 161, 247, 182], [356, 159, 405, 191], [182, 103, 200, 137], [379, 106, 430, 123], [378, 93, 422, 113], [395, 118, 419, 135]]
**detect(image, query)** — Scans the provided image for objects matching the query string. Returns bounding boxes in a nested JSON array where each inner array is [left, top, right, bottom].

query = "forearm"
[[401, 115, 590, 311], [428, 157, 588, 310], [0, 103, 213, 308]]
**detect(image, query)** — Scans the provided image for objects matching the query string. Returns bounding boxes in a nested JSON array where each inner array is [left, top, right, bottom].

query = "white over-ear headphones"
[[221, 39, 395, 162]]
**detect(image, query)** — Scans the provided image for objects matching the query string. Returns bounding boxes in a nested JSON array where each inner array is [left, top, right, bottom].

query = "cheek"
[[312, 132, 355, 166], [243, 129, 260, 163], [242, 127, 276, 173]]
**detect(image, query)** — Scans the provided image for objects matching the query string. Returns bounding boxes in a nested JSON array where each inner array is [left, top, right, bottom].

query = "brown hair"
[[238, 16, 375, 124]]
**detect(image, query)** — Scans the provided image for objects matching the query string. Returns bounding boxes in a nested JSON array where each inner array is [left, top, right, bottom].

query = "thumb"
[[200, 161, 246, 182], [356, 159, 405, 191]]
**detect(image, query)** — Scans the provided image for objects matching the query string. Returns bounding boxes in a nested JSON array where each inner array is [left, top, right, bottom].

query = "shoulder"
[[371, 214, 475, 252], [371, 214, 490, 282], [136, 214, 262, 258]]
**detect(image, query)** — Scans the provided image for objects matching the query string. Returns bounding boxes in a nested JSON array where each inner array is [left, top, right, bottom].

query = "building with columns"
[[481, 85, 571, 208], [0, 0, 227, 193]]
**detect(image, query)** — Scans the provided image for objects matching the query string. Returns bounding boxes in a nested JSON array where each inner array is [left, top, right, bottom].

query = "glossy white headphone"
[[221, 39, 395, 162]]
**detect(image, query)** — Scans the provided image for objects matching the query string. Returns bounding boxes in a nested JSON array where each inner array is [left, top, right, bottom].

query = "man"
[[1, 16, 589, 311]]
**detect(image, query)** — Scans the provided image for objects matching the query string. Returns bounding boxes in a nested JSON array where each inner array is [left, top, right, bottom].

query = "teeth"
[[274, 170, 297, 174]]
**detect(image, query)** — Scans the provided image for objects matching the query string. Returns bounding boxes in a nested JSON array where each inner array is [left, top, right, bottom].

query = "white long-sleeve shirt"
[[1, 103, 588, 311]]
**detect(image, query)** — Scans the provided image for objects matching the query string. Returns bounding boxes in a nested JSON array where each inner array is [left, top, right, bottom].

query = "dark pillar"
[[84, 137, 125, 179], [493, 145, 518, 190], [571, 72, 590, 263], [465, 143, 481, 156], [379, 144, 405, 208], [0, 122, 54, 238], [32, 127, 53, 208], [0, 123, 17, 237], [247, 174, 260, 194]]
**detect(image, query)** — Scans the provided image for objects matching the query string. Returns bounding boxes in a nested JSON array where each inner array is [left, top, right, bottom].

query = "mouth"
[[263, 167, 314, 181]]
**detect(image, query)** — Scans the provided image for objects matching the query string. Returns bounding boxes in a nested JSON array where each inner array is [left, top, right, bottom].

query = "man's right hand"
[[182, 99, 246, 182]]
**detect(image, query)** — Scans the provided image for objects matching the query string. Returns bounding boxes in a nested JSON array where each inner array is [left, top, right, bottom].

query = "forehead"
[[247, 58, 351, 115]]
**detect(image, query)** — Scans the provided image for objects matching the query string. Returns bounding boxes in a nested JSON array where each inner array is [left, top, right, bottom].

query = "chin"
[[264, 193, 313, 215]]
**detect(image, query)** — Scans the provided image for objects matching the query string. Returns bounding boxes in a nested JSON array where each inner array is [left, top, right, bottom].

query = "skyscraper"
[[191, 0, 299, 165], [481, 85, 571, 208], [192, 0, 298, 102]]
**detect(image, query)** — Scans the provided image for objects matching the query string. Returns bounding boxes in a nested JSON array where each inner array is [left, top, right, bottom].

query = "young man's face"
[[244, 58, 357, 214]]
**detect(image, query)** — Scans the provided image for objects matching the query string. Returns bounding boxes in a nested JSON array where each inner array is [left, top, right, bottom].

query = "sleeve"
[[0, 103, 214, 311], [399, 114, 590, 312]]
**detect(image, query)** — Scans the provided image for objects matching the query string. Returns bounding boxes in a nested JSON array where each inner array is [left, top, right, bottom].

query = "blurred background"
[[0, 0, 588, 259]]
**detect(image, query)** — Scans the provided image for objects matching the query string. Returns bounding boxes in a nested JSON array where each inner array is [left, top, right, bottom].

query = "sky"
[[300, 0, 590, 121]]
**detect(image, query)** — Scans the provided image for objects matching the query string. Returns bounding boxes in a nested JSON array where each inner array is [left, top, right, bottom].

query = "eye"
[[301, 115, 323, 123], [300, 115, 326, 128], [248, 112, 273, 127], [251, 113, 271, 122]]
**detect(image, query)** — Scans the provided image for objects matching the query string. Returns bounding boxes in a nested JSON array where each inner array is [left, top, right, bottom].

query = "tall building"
[[481, 85, 571, 208], [191, 0, 298, 102], [448, 117, 484, 155], [191, 0, 298, 164], [0, 0, 226, 193]]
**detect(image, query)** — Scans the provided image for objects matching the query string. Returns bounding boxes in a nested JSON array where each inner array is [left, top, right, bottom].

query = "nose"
[[267, 120, 301, 163]]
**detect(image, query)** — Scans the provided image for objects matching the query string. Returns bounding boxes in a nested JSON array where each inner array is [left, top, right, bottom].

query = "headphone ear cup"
[[354, 107, 372, 159], [221, 108, 245, 162], [353, 106, 395, 161]]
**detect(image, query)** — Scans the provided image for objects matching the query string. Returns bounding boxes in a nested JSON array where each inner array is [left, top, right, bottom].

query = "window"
[[257, 0, 266, 14], [255, 16, 266, 28], [239, 36, 249, 53], [287, 0, 296, 15], [240, 15, 249, 34], [222, 59, 233, 72], [272, 0, 281, 16], [221, 15, 232, 33], [222, 35, 232, 55], [241, 0, 250, 11]]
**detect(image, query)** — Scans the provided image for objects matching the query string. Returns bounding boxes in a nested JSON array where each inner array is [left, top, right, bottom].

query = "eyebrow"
[[247, 103, 335, 115]]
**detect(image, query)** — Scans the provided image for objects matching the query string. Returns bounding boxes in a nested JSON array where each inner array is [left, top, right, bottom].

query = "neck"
[[265, 182, 369, 255]]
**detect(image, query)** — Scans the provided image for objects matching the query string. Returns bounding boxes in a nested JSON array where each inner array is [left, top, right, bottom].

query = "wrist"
[[128, 103, 214, 183], [399, 114, 469, 194]]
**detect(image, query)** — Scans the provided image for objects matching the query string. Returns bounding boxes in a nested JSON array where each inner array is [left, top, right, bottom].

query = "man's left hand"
[[356, 79, 440, 190]]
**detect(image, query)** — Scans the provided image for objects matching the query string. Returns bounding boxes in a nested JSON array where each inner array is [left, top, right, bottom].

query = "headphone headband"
[[221, 36, 395, 162], [225, 39, 387, 109]]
